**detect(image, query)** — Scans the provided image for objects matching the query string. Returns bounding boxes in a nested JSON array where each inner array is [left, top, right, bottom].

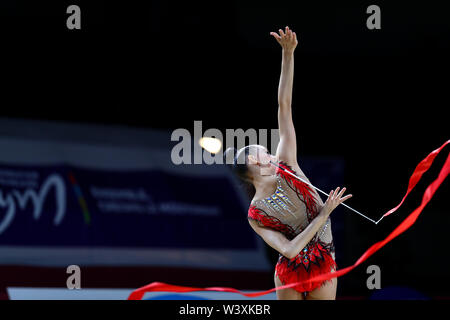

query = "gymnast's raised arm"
[[270, 26, 298, 166]]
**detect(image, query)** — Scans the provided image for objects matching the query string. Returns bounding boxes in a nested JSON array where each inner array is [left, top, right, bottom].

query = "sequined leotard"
[[248, 161, 336, 293]]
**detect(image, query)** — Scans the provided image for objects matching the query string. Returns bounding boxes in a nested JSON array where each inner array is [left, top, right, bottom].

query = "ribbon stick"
[[128, 140, 449, 300]]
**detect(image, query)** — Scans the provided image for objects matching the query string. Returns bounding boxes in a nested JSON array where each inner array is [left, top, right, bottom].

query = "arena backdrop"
[[0, 118, 344, 271]]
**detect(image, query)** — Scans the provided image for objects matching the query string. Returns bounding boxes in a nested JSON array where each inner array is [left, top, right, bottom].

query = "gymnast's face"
[[247, 145, 277, 175]]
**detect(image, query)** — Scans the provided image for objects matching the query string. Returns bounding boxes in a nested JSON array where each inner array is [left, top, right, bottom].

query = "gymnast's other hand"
[[270, 26, 298, 53], [321, 187, 353, 217]]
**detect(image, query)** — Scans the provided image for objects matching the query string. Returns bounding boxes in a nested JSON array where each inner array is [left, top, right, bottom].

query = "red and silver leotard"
[[248, 161, 336, 293]]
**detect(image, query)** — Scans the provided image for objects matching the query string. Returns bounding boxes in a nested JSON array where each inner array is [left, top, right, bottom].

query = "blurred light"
[[199, 137, 222, 154]]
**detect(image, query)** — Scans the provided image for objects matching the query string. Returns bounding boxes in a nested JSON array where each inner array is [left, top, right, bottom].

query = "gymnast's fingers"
[[337, 187, 347, 199], [340, 194, 353, 203], [286, 26, 291, 39], [333, 187, 340, 199], [270, 32, 281, 42]]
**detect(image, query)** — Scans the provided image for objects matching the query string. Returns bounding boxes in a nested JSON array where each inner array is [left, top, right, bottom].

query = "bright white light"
[[199, 137, 222, 154]]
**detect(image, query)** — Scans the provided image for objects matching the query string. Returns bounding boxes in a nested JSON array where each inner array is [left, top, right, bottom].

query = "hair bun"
[[223, 147, 238, 165]]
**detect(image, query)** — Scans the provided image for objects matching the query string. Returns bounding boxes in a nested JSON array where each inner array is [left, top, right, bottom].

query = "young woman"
[[224, 26, 352, 300]]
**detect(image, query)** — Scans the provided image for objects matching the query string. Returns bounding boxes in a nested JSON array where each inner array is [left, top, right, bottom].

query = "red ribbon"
[[128, 140, 450, 300], [383, 139, 449, 218]]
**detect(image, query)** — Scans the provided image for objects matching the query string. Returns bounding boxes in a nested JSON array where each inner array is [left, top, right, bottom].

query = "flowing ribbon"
[[128, 140, 450, 300], [382, 140, 449, 218]]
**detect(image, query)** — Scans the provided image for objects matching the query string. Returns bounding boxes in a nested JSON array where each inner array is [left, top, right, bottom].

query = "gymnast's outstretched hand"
[[270, 26, 298, 53], [322, 187, 353, 217]]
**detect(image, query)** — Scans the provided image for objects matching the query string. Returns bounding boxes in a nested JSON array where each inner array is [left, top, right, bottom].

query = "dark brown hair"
[[223, 146, 256, 199]]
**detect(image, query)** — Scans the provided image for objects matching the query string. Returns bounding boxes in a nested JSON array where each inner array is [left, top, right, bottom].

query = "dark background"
[[0, 0, 449, 298]]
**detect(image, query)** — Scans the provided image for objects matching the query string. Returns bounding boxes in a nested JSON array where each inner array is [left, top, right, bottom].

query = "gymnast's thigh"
[[274, 271, 305, 300]]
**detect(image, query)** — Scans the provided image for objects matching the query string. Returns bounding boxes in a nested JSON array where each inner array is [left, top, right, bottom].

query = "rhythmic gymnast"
[[224, 26, 352, 300], [127, 26, 449, 300]]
